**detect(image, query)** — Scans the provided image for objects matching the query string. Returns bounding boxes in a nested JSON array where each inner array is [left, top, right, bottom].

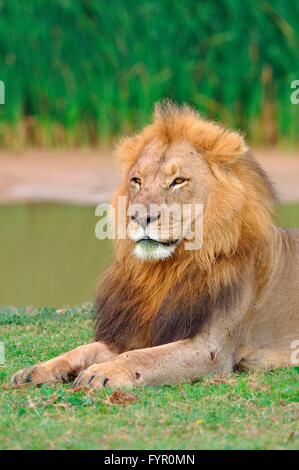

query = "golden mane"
[[95, 101, 277, 351]]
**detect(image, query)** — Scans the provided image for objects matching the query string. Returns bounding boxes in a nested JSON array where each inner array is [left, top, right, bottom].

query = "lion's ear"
[[152, 100, 249, 165], [204, 129, 249, 165]]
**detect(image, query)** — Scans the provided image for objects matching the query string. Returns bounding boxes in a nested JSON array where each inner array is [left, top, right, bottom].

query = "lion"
[[12, 101, 299, 389]]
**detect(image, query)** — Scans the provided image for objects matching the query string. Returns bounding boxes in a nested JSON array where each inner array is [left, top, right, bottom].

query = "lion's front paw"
[[11, 359, 75, 386], [73, 363, 136, 389]]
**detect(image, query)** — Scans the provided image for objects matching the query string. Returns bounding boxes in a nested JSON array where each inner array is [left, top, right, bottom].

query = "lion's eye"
[[131, 177, 142, 188], [170, 177, 187, 188]]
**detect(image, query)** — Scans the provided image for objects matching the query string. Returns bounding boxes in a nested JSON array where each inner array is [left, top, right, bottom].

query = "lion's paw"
[[73, 363, 136, 389], [11, 359, 75, 386]]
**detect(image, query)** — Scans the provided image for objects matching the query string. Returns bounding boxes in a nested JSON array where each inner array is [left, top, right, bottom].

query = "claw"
[[87, 375, 95, 385]]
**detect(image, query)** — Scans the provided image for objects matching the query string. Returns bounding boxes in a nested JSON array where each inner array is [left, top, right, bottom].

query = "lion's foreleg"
[[74, 335, 235, 388], [11, 342, 117, 385], [74, 296, 250, 389]]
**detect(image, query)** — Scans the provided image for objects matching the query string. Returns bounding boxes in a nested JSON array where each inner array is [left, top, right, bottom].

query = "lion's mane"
[[95, 101, 277, 352]]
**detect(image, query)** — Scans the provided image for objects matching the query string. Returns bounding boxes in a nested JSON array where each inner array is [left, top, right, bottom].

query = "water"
[[0, 202, 298, 308], [0, 204, 112, 307]]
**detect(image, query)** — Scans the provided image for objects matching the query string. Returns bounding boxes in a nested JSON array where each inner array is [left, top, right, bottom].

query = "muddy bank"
[[0, 148, 298, 204]]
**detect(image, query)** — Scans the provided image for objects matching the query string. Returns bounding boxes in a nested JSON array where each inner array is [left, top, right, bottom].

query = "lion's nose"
[[130, 213, 160, 228]]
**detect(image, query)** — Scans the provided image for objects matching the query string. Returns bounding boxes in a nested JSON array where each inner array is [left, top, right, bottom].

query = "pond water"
[[0, 202, 298, 308], [0, 204, 112, 307]]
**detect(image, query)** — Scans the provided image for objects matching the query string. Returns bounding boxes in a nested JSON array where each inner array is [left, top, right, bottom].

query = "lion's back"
[[263, 226, 299, 327], [240, 227, 299, 353]]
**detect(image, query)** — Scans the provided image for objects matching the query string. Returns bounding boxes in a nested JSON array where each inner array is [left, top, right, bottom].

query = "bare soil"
[[0, 147, 298, 204]]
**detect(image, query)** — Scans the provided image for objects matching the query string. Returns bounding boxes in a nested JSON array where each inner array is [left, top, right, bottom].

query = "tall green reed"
[[0, 0, 298, 148]]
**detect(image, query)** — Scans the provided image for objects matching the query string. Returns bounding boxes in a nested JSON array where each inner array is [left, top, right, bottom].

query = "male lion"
[[12, 101, 299, 388]]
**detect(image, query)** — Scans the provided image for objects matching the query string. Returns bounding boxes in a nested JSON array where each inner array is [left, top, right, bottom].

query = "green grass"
[[0, 204, 298, 450], [0, 305, 298, 450], [0, 1, 299, 148]]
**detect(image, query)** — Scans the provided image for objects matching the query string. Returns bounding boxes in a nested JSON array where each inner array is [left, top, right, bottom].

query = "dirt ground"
[[0, 147, 298, 204]]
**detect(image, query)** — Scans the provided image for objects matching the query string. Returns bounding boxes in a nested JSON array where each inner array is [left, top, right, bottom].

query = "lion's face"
[[126, 139, 214, 261]]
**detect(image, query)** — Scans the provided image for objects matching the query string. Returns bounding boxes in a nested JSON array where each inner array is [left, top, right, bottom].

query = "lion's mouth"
[[134, 237, 179, 261], [136, 237, 179, 248]]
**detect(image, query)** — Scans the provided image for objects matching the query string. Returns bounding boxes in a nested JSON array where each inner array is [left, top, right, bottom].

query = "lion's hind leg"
[[238, 346, 295, 371]]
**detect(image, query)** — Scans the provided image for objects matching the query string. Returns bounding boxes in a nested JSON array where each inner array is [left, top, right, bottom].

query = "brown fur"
[[95, 101, 277, 352]]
